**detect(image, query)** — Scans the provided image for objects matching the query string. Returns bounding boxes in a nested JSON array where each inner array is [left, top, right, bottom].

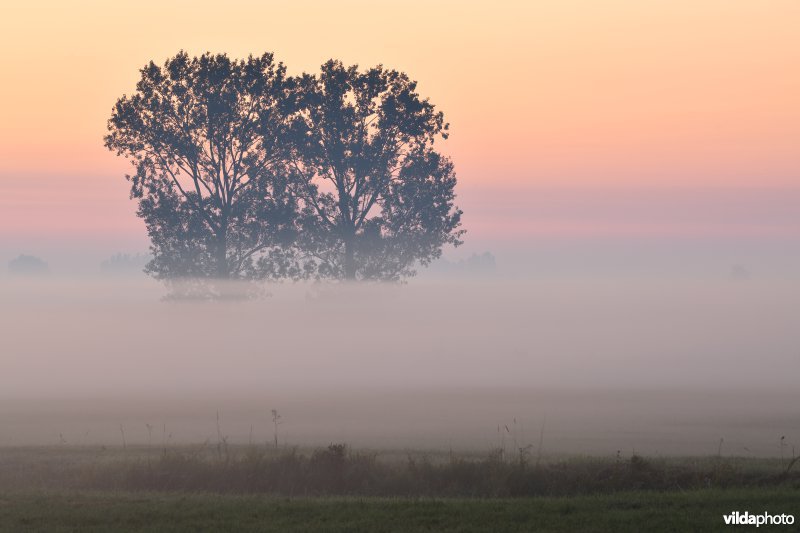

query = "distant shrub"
[[427, 252, 497, 278], [100, 253, 151, 275], [8, 254, 49, 275]]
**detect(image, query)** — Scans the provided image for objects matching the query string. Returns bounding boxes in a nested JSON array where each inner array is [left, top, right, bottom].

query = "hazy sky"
[[0, 0, 798, 249]]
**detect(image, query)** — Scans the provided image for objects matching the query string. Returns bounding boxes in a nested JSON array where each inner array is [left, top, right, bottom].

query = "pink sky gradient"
[[0, 0, 798, 246]]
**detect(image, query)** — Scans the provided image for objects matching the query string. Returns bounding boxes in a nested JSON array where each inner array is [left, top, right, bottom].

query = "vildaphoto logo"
[[723, 511, 795, 527]]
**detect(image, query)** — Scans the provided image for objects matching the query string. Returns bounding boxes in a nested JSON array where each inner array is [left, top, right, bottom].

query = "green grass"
[[0, 488, 797, 532], [1, 446, 797, 531]]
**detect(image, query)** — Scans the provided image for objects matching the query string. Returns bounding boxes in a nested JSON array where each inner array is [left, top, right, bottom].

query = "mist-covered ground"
[[1, 268, 798, 457]]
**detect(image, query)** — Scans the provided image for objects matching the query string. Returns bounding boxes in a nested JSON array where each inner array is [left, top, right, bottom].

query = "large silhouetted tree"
[[287, 61, 464, 281], [105, 52, 302, 280]]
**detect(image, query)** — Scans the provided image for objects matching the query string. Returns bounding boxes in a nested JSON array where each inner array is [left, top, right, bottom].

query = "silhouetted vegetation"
[[3, 444, 798, 497], [428, 252, 497, 278], [105, 52, 463, 283], [7, 254, 49, 276], [100, 253, 151, 275], [287, 61, 463, 281], [105, 53, 301, 281]]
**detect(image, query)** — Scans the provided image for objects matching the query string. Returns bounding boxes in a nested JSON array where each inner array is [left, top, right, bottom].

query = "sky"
[[0, 0, 798, 258]]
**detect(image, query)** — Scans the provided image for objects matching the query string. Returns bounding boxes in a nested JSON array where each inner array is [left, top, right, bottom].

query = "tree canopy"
[[105, 52, 302, 280], [8, 254, 49, 276], [106, 52, 464, 283], [287, 61, 464, 281]]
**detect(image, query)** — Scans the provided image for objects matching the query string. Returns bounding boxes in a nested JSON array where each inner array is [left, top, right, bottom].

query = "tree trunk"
[[343, 234, 356, 281], [216, 231, 229, 279]]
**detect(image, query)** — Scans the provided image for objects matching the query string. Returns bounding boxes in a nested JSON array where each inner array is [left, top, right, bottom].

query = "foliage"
[[105, 52, 303, 280], [106, 52, 465, 282], [288, 60, 464, 281], [3, 444, 797, 497], [7, 254, 49, 275]]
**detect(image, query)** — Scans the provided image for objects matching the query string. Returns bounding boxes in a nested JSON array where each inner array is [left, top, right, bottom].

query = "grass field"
[[0, 445, 797, 531], [1, 488, 798, 532]]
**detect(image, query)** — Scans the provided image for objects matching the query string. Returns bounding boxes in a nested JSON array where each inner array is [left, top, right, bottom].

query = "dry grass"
[[1, 444, 798, 497]]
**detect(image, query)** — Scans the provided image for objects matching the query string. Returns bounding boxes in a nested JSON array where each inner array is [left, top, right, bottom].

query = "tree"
[[105, 52, 302, 280], [8, 254, 49, 276], [287, 61, 464, 281], [100, 253, 151, 275]]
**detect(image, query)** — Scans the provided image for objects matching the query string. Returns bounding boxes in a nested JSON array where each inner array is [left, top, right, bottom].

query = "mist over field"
[[2, 252, 798, 456], [2, 2, 800, 530]]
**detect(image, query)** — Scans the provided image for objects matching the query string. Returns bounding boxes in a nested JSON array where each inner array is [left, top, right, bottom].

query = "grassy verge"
[[0, 488, 797, 532], [2, 444, 796, 497]]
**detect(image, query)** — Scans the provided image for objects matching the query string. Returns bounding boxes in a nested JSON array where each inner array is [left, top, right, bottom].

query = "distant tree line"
[[105, 52, 464, 282], [8, 254, 49, 276], [100, 253, 152, 275]]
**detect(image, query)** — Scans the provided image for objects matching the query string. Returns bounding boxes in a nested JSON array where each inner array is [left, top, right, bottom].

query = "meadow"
[[0, 444, 798, 531], [2, 488, 798, 532]]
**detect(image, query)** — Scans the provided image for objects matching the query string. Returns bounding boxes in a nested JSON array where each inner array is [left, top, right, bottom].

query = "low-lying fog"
[[1, 263, 798, 457]]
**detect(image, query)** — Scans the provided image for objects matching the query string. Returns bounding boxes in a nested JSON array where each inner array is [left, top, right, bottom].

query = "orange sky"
[[1, 0, 799, 244]]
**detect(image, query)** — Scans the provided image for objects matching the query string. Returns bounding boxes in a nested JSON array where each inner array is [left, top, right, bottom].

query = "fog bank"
[[1, 276, 797, 455]]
